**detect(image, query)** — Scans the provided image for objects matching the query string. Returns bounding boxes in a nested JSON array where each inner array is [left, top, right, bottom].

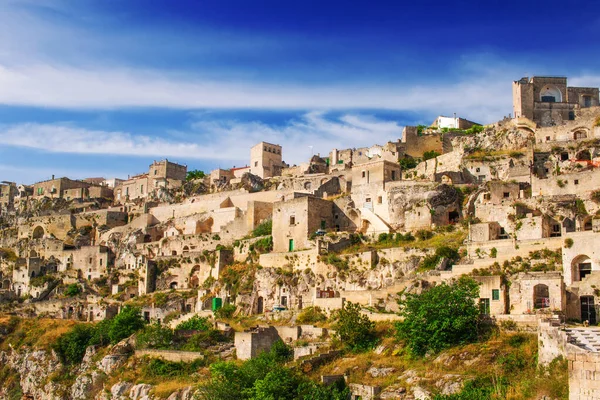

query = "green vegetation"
[[396, 276, 480, 356], [197, 341, 349, 400], [252, 219, 272, 237], [54, 306, 146, 364], [0, 248, 17, 262], [29, 274, 57, 288], [186, 170, 206, 180], [331, 302, 377, 352], [63, 284, 81, 297], [175, 315, 211, 331], [296, 306, 327, 325], [249, 236, 273, 254], [564, 238, 574, 249], [321, 253, 349, 271], [418, 245, 460, 271], [423, 150, 441, 160], [214, 303, 237, 319], [592, 189, 600, 204], [136, 323, 173, 349], [399, 156, 417, 170], [142, 357, 206, 378]]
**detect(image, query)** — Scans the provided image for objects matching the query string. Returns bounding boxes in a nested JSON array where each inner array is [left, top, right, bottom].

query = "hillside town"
[[1, 75, 600, 399]]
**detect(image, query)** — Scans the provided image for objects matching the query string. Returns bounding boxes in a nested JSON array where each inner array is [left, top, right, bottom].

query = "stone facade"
[[114, 159, 187, 203], [250, 142, 282, 179], [513, 76, 599, 126], [272, 196, 335, 253]]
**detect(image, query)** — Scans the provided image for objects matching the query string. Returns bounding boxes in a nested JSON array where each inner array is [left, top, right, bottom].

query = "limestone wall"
[[134, 349, 204, 363]]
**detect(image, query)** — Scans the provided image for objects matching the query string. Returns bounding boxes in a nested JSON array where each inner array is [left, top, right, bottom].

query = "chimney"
[[52, 174, 55, 180]]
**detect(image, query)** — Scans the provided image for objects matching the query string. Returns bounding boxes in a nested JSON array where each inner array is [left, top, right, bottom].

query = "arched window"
[[540, 86, 562, 103], [534, 284, 550, 309]]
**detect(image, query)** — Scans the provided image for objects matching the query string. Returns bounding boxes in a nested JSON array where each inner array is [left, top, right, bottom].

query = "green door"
[[288, 239, 294, 252]]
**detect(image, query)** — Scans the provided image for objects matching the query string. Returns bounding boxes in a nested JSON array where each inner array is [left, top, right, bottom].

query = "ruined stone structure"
[[250, 141, 283, 179]]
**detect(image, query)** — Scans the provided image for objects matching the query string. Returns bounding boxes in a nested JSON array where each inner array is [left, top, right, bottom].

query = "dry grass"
[[152, 379, 198, 398], [0, 317, 78, 351]]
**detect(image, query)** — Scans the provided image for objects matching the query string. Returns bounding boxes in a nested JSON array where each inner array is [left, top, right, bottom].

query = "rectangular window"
[[503, 192, 510, 198], [362, 171, 366, 178], [479, 298, 490, 315], [546, 136, 551, 141], [289, 216, 295, 225], [391, 170, 396, 180], [140, 185, 144, 193], [378, 196, 383, 204], [492, 289, 500, 301], [575, 180, 579, 185], [320, 220, 326, 230]]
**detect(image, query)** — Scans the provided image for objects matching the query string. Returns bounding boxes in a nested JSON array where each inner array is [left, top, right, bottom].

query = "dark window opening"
[[541, 96, 556, 103], [503, 192, 510, 198]]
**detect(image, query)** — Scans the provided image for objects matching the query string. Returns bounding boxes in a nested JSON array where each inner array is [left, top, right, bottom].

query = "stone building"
[[114, 159, 187, 203], [513, 76, 599, 126], [272, 196, 335, 253], [400, 126, 444, 158], [0, 181, 17, 212], [32, 177, 93, 200], [509, 272, 565, 314], [474, 275, 507, 316], [250, 142, 283, 179]]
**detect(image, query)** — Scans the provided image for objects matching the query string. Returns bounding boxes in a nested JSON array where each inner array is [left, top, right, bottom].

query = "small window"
[[492, 289, 500, 301], [362, 171, 366, 178], [100, 259, 103, 266], [476, 167, 481, 173], [154, 170, 157, 175], [483, 193, 491, 200], [575, 180, 579, 185], [503, 192, 510, 198], [289, 216, 295, 225], [89, 257, 92, 264], [140, 185, 144, 193], [560, 152, 569, 161], [391, 171, 396, 180], [546, 136, 551, 141], [254, 161, 258, 167], [377, 196, 383, 204]]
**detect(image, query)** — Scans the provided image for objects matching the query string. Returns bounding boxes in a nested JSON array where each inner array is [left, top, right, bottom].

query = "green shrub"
[[490, 248, 497, 258], [176, 315, 211, 331], [142, 357, 205, 377], [296, 306, 327, 325], [186, 170, 206, 180], [214, 304, 237, 319], [564, 238, 574, 248], [136, 323, 173, 349], [415, 229, 434, 241], [64, 284, 81, 297], [423, 150, 441, 160], [252, 219, 272, 237], [399, 157, 417, 170], [54, 324, 96, 365], [396, 276, 480, 356]]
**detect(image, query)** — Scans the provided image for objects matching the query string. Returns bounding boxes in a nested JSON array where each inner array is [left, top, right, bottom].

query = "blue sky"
[[1, 0, 599, 184]]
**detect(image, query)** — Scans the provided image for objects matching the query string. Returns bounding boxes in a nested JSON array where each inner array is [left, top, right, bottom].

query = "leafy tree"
[[136, 323, 173, 349], [187, 170, 206, 181], [331, 302, 377, 352], [54, 324, 96, 365], [396, 276, 480, 356], [175, 315, 211, 331], [251, 367, 300, 400], [107, 305, 145, 344]]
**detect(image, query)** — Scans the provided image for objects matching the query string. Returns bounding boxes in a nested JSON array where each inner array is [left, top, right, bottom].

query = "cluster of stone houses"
[[0, 76, 599, 349]]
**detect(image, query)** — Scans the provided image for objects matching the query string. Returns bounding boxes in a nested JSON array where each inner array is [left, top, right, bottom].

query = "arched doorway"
[[170, 282, 178, 289], [29, 250, 38, 257], [562, 217, 575, 233], [540, 86, 562, 102], [572, 255, 592, 282], [32, 226, 44, 239], [171, 250, 177, 256], [533, 284, 550, 309], [584, 217, 593, 231]]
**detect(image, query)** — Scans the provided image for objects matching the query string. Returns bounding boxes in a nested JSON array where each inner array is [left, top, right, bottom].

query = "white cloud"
[[0, 112, 404, 166], [0, 63, 513, 122]]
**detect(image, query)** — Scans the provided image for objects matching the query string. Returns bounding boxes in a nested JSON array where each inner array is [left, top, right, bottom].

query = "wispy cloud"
[[0, 112, 404, 166]]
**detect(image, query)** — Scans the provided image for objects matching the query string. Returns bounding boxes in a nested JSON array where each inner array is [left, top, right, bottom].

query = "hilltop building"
[[512, 76, 599, 126]]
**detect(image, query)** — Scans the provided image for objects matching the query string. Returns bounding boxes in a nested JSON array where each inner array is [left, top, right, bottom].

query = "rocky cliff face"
[[0, 338, 198, 400]]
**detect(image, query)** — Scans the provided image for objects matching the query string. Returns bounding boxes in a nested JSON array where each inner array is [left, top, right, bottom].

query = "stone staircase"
[[566, 328, 600, 352]]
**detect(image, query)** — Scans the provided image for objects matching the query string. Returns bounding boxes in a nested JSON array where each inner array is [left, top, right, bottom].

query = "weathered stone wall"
[[509, 272, 564, 314], [134, 349, 203, 363]]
